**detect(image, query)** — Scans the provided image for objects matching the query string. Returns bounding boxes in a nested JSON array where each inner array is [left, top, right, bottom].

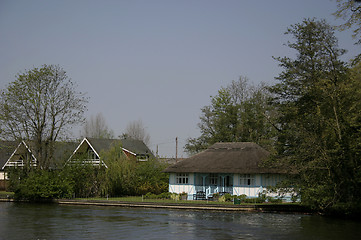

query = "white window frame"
[[176, 173, 189, 184], [240, 174, 255, 186], [209, 173, 218, 185]]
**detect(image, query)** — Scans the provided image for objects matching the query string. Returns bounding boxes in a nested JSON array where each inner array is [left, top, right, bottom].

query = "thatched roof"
[[164, 142, 284, 174]]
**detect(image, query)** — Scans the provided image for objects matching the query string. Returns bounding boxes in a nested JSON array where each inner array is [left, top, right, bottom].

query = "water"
[[0, 202, 360, 240]]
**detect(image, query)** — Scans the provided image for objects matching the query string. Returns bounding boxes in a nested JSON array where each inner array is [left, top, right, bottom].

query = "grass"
[[0, 191, 14, 198], [74, 196, 281, 206], [2, 193, 300, 208]]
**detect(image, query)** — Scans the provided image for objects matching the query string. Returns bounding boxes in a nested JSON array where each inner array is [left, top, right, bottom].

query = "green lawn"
[[0, 191, 14, 198], [75, 196, 264, 205]]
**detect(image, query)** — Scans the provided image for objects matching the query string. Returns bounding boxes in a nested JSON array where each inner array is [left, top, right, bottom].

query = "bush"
[[102, 145, 169, 197], [170, 193, 180, 201], [266, 196, 282, 203], [144, 192, 157, 199], [13, 170, 73, 201], [62, 163, 105, 198], [237, 194, 248, 203], [143, 192, 172, 200], [158, 192, 172, 199]]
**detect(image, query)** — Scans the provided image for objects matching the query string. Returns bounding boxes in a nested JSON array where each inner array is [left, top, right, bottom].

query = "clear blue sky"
[[0, 0, 359, 157]]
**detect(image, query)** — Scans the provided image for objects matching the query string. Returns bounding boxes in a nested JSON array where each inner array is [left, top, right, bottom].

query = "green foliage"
[[0, 64, 88, 169], [11, 169, 73, 201], [102, 144, 169, 197], [8, 142, 169, 201], [233, 194, 269, 204], [334, 0, 361, 45], [170, 193, 180, 201], [135, 158, 169, 195], [143, 192, 172, 200], [219, 193, 236, 202], [102, 144, 137, 196], [62, 163, 106, 198], [185, 76, 278, 154], [270, 18, 361, 215], [9, 157, 107, 200]]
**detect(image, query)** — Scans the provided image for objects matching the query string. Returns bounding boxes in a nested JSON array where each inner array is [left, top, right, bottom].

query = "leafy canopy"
[[270, 18, 361, 214], [185, 76, 277, 155], [0, 65, 88, 168]]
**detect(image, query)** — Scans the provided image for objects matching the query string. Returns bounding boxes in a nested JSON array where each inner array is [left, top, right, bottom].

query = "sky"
[[0, 0, 359, 157]]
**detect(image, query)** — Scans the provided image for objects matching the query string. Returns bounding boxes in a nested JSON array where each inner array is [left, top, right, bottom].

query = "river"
[[0, 202, 360, 240]]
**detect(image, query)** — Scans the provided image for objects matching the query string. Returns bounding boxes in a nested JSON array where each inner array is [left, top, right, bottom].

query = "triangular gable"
[[0, 141, 18, 169], [121, 147, 136, 156], [67, 138, 107, 168], [120, 139, 155, 159], [67, 137, 155, 167], [2, 140, 37, 169]]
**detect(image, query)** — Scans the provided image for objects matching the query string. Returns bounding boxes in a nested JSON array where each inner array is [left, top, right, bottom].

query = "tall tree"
[[0, 64, 88, 169], [81, 112, 114, 139], [270, 18, 361, 214], [185, 76, 277, 155], [334, 0, 361, 44], [122, 119, 150, 146]]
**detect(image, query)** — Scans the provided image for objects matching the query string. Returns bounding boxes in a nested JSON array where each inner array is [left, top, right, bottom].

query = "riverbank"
[[0, 195, 312, 214], [56, 198, 312, 214]]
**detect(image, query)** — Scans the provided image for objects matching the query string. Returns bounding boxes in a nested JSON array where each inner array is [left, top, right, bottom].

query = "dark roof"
[[85, 138, 155, 158], [51, 141, 78, 168], [0, 141, 19, 169], [164, 142, 284, 174], [1, 140, 77, 169]]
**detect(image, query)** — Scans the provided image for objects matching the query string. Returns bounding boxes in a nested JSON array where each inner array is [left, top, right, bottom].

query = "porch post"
[[221, 175, 225, 192], [202, 175, 206, 192]]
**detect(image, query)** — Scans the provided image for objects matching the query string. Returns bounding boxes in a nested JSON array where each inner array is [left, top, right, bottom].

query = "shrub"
[[219, 195, 226, 202], [266, 196, 282, 203], [13, 170, 73, 201], [158, 192, 172, 199], [170, 193, 180, 201], [144, 192, 156, 199], [237, 194, 248, 202], [143, 192, 172, 200]]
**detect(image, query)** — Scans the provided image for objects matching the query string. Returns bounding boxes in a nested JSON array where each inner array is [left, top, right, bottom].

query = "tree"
[[270, 18, 361, 214], [122, 119, 150, 146], [81, 112, 114, 139], [334, 0, 361, 44], [0, 64, 88, 169], [102, 143, 168, 196], [185, 76, 277, 155]]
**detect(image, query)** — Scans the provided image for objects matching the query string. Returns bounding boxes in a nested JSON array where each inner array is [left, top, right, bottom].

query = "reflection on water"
[[0, 202, 360, 240]]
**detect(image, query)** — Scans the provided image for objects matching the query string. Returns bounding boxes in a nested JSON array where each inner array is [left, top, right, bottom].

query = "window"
[[210, 173, 218, 185], [136, 154, 149, 162], [87, 149, 97, 160], [176, 173, 189, 184], [240, 174, 255, 186], [225, 175, 233, 187]]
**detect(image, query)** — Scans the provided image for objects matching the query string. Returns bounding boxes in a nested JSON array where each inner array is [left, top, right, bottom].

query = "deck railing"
[[194, 185, 233, 198]]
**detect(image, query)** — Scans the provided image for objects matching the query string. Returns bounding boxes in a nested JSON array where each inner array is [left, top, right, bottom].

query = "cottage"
[[1, 141, 37, 169], [1, 141, 77, 170], [0, 141, 19, 190], [0, 140, 76, 190], [0, 141, 19, 170], [164, 142, 288, 200], [67, 137, 155, 167]]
